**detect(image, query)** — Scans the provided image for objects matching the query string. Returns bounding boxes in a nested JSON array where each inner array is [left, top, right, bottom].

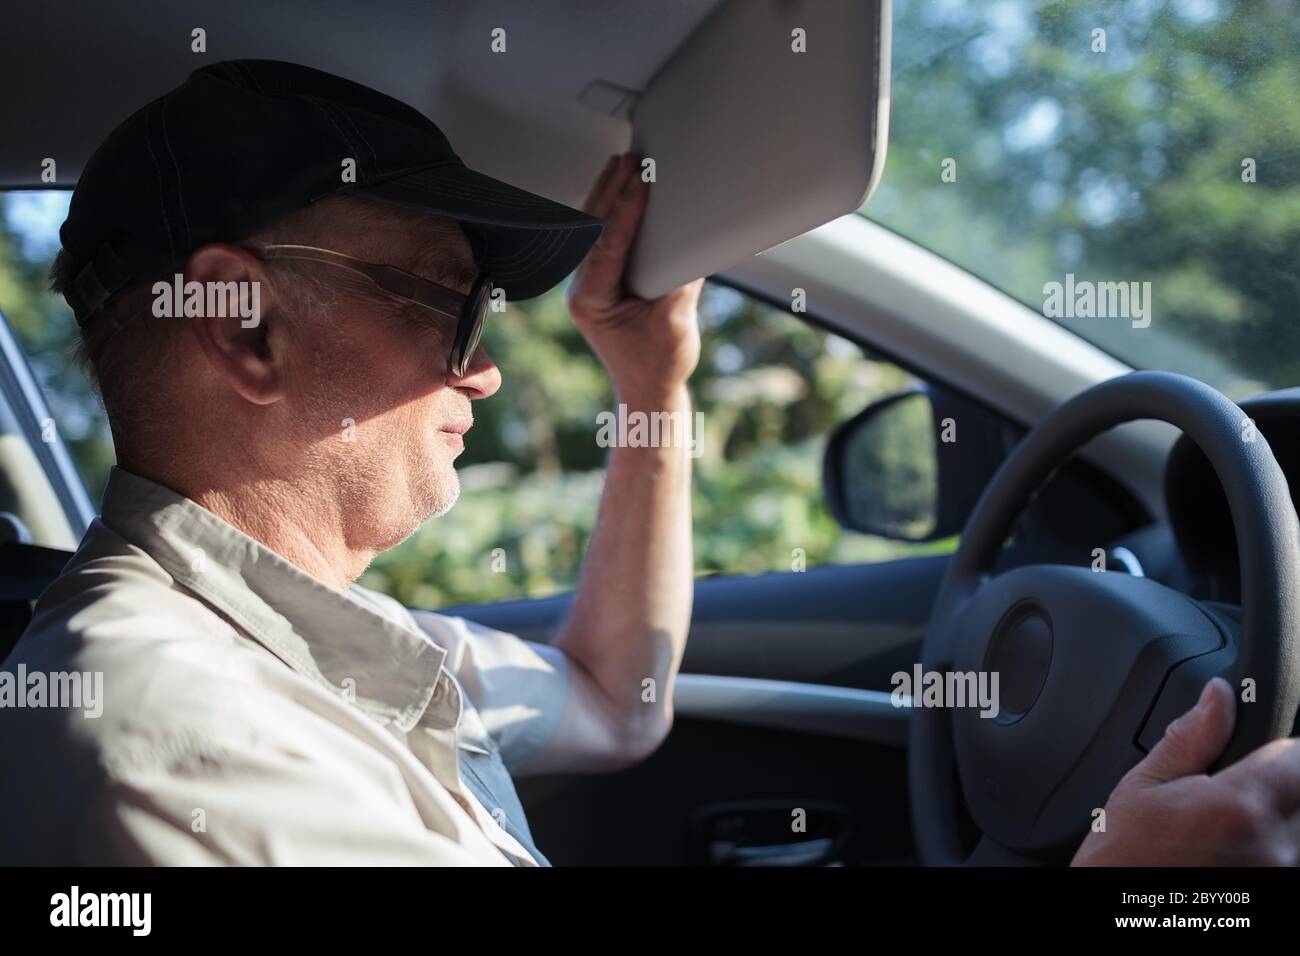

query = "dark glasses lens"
[[453, 278, 492, 376]]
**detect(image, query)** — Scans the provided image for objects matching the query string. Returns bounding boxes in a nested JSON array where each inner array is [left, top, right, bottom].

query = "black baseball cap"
[[60, 58, 604, 322]]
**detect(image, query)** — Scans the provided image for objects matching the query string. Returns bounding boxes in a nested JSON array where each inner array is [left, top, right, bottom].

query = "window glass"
[[0, 190, 114, 496], [868, 0, 1300, 399], [0, 190, 947, 607]]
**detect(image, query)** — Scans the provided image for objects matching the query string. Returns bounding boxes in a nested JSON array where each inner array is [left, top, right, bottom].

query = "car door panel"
[[442, 555, 948, 864]]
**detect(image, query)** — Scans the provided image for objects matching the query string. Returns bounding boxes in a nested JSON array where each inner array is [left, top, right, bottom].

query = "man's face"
[[276, 207, 501, 553]]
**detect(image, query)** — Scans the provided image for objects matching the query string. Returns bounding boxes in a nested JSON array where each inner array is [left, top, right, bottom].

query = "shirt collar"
[[97, 465, 445, 732]]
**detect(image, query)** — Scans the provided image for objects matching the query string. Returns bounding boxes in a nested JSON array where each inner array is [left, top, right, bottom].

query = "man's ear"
[[182, 244, 285, 406]]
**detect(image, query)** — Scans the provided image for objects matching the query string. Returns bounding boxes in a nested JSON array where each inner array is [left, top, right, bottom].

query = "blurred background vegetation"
[[0, 0, 1294, 607], [871, 0, 1300, 398], [0, 195, 931, 607]]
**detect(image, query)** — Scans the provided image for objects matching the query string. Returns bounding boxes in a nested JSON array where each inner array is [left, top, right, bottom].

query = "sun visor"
[[627, 0, 892, 299]]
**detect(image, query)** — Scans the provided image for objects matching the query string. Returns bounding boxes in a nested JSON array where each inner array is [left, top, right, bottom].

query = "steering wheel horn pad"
[[949, 565, 1226, 858]]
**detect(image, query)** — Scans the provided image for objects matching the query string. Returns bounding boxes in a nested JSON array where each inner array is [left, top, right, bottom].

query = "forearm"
[[553, 384, 694, 749]]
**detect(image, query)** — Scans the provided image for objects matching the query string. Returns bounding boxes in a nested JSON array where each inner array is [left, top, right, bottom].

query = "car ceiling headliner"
[[1, 0, 722, 206]]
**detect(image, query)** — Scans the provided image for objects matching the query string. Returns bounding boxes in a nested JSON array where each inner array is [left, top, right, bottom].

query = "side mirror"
[[824, 387, 1015, 543]]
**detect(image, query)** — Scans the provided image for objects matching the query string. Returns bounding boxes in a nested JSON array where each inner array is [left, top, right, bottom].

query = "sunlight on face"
[[276, 201, 484, 553]]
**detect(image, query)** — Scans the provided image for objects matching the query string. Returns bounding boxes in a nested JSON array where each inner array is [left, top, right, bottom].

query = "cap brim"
[[357, 163, 603, 301]]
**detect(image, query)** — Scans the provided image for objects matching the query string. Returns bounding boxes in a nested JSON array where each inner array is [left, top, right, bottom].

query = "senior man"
[[0, 60, 697, 866], [1, 59, 1297, 867]]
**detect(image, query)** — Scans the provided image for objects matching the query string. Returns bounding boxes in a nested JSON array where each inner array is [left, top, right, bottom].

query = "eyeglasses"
[[251, 244, 492, 377]]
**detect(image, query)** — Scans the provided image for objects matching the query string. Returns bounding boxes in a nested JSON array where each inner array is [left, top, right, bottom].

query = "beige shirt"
[[0, 467, 571, 865]]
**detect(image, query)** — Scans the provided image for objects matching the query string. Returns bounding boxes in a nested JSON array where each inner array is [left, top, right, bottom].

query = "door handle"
[[709, 836, 835, 867], [692, 800, 852, 866]]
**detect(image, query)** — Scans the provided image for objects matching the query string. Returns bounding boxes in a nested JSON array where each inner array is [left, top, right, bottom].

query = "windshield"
[[864, 0, 1300, 400]]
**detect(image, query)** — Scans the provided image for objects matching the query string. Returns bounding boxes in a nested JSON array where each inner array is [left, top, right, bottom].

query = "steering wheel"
[[909, 371, 1300, 865]]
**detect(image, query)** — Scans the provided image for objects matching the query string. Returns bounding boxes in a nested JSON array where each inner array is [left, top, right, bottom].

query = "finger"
[[581, 154, 621, 217], [1218, 736, 1300, 818], [664, 276, 706, 308], [650, 275, 706, 315], [1129, 677, 1236, 786], [576, 170, 650, 304], [588, 152, 636, 221], [600, 168, 649, 256]]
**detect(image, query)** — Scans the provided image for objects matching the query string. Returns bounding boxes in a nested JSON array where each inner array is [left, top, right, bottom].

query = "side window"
[[0, 191, 114, 500], [0, 191, 946, 607], [689, 284, 944, 576], [367, 281, 950, 606]]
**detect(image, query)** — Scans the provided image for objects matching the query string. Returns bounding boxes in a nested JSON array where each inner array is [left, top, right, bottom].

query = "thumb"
[[1130, 677, 1236, 786]]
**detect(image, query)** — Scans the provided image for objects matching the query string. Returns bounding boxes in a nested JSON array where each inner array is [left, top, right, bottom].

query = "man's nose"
[[450, 344, 502, 399]]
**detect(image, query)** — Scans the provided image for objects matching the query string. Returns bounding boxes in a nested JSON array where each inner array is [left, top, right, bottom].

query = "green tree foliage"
[[871, 0, 1300, 397], [0, 194, 115, 494]]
